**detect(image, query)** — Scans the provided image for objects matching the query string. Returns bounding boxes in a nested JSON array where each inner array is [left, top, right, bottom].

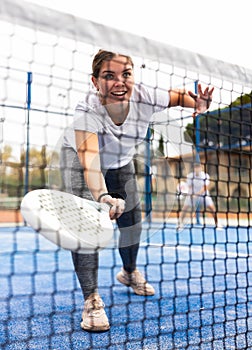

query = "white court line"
[[140, 242, 250, 258]]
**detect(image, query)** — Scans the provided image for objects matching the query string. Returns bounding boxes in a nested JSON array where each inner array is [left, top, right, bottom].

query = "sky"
[[26, 0, 252, 71]]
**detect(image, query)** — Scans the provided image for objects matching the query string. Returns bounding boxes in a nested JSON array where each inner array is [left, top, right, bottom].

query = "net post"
[[194, 80, 201, 225], [145, 127, 152, 221], [24, 71, 33, 196]]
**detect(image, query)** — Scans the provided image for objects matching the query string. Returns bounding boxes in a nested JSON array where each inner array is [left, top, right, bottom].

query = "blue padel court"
[[1, 223, 252, 350]]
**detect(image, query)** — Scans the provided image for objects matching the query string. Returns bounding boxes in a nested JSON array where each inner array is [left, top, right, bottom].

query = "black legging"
[[60, 146, 142, 299]]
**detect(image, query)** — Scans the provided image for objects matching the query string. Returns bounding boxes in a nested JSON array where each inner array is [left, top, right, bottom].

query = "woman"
[[61, 49, 214, 332]]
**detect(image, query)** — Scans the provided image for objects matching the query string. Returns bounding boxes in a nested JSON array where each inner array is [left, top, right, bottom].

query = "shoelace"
[[130, 271, 147, 285], [85, 298, 105, 316]]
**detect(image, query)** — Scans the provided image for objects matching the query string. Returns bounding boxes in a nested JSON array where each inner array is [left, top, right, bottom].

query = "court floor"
[[1, 222, 252, 349]]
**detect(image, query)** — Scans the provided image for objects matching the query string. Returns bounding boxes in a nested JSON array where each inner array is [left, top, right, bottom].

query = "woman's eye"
[[103, 74, 114, 80], [123, 72, 131, 78]]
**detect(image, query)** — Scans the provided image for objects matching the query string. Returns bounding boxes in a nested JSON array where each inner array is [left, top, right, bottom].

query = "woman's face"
[[92, 55, 134, 105]]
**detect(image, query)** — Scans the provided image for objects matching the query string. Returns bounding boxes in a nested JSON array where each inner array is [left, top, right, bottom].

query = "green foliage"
[[184, 123, 195, 144], [0, 145, 60, 201], [185, 91, 252, 148], [157, 134, 164, 155], [230, 91, 252, 106]]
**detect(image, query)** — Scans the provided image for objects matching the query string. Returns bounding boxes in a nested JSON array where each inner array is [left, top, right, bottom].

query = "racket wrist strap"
[[97, 193, 110, 202], [97, 192, 125, 202]]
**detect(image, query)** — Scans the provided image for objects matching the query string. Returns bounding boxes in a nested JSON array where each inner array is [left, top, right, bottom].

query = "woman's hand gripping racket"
[[20, 189, 118, 253], [97, 193, 125, 220]]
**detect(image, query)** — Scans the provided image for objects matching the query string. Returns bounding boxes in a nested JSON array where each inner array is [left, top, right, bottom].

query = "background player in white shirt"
[[177, 163, 220, 231]]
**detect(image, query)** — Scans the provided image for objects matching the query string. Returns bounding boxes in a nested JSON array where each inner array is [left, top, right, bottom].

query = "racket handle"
[[98, 193, 125, 215], [105, 202, 113, 209]]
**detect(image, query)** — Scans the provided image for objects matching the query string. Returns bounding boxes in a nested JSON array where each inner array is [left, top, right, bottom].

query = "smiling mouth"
[[111, 91, 127, 97]]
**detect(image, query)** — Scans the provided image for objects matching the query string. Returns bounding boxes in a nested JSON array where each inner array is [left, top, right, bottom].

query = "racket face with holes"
[[20, 189, 113, 253]]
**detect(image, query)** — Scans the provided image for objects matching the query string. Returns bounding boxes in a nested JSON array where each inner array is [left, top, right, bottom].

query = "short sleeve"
[[73, 102, 99, 133], [133, 84, 169, 113]]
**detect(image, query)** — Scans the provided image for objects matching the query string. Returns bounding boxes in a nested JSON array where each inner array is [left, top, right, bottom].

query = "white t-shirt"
[[63, 84, 169, 169], [187, 171, 210, 195]]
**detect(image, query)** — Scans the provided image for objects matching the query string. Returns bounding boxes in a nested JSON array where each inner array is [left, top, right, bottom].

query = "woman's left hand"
[[189, 83, 214, 114]]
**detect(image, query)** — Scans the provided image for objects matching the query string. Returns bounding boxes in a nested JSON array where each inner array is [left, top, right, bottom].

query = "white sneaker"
[[81, 293, 110, 332], [116, 268, 155, 296]]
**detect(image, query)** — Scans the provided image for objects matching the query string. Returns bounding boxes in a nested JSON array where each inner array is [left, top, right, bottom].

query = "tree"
[[157, 134, 164, 156], [0, 145, 23, 197], [184, 91, 252, 147], [230, 91, 252, 107], [1, 144, 61, 198]]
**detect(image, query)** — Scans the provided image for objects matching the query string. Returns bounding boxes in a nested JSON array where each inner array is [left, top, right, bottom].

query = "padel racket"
[[20, 189, 114, 253]]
